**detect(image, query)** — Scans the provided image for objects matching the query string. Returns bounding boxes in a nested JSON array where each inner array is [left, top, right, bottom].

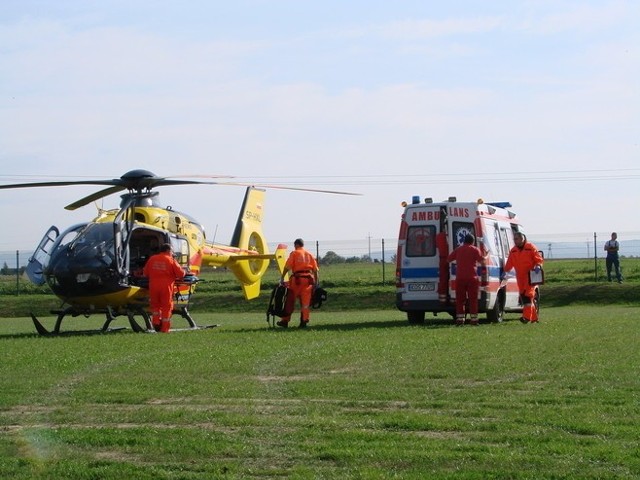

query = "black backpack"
[[266, 283, 289, 326], [312, 286, 328, 309]]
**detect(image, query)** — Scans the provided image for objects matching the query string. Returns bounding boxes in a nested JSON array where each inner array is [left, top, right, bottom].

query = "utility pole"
[[15, 250, 20, 295], [381, 238, 386, 284], [593, 232, 598, 281]]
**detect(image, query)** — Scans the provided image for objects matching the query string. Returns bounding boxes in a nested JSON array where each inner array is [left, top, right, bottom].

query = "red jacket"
[[143, 251, 185, 286], [447, 243, 484, 280], [505, 242, 543, 275], [285, 247, 318, 277], [505, 241, 543, 291]]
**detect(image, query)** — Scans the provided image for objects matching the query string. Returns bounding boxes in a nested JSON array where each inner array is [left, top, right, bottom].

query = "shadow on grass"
[[0, 327, 132, 340], [234, 316, 496, 333]]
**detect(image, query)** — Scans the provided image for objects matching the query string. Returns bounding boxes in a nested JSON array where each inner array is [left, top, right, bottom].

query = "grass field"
[[1, 259, 639, 478], [1, 258, 640, 317], [1, 306, 639, 479]]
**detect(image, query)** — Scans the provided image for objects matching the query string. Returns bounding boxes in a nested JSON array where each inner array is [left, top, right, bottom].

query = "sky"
[[1, 0, 639, 254]]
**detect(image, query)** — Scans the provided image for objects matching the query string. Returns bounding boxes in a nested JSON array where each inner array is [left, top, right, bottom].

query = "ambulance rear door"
[[396, 205, 441, 311], [447, 214, 477, 292], [481, 218, 521, 313]]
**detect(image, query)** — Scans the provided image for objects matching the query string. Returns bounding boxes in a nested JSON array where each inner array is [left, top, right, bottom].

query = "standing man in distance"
[[604, 232, 622, 283], [278, 238, 319, 329], [143, 243, 186, 333], [504, 232, 544, 324]]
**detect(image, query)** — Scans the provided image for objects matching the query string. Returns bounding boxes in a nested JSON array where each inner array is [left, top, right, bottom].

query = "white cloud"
[[377, 16, 505, 39], [516, 1, 632, 35], [1, 1, 639, 252]]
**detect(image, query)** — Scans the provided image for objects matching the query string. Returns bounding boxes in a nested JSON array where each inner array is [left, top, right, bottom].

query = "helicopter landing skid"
[[30, 305, 218, 335], [30, 306, 153, 336], [168, 306, 220, 332], [30, 311, 127, 336]]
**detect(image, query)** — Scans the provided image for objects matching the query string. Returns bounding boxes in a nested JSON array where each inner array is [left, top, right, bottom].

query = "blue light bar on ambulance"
[[412, 196, 420, 204], [486, 202, 512, 209]]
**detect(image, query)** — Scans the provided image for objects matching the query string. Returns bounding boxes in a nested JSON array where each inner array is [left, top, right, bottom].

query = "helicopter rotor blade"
[[63, 180, 233, 210], [0, 179, 119, 190], [65, 186, 127, 211], [213, 182, 362, 196], [166, 174, 235, 179], [1, 169, 361, 212]]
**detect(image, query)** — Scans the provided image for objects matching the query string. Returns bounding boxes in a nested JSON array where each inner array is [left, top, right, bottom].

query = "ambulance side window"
[[452, 222, 475, 248], [484, 221, 501, 256], [500, 228, 511, 254], [406, 226, 436, 257]]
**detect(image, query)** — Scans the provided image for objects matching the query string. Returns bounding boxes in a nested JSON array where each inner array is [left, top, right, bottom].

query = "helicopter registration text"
[[244, 211, 262, 223]]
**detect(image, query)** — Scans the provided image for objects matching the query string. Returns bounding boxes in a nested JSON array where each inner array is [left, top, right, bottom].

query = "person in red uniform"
[[277, 238, 319, 328], [447, 234, 486, 326], [504, 232, 544, 323], [143, 243, 186, 333]]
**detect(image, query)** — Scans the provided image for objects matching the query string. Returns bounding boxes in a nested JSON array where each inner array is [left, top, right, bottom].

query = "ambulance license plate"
[[408, 282, 435, 292]]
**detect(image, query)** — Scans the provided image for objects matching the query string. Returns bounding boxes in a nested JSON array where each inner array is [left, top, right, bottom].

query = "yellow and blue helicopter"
[[0, 169, 356, 335]]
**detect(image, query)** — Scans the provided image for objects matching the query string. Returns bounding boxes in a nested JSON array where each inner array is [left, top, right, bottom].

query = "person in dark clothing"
[[604, 232, 622, 283]]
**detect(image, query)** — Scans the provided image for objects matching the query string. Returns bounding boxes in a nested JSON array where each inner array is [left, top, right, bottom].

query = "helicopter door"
[[26, 226, 60, 285], [170, 236, 190, 267], [114, 205, 134, 280]]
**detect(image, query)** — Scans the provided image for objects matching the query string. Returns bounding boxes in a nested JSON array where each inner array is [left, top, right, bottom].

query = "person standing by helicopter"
[[143, 243, 186, 333], [277, 238, 319, 328]]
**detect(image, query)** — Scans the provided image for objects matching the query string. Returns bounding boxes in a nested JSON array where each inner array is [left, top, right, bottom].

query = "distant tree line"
[[318, 251, 394, 265], [0, 262, 25, 276]]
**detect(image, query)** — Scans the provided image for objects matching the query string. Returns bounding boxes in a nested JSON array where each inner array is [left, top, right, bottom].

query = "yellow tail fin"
[[228, 187, 286, 299]]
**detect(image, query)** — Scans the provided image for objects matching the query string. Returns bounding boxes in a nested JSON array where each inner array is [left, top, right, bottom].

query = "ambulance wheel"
[[486, 292, 505, 323], [407, 311, 425, 324]]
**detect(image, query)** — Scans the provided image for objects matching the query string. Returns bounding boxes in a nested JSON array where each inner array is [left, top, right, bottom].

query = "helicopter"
[[0, 169, 357, 335]]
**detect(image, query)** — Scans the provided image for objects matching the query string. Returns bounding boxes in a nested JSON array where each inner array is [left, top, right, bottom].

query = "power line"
[[2, 168, 639, 186]]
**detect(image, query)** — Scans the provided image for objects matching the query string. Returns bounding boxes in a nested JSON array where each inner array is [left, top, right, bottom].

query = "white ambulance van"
[[395, 196, 535, 323]]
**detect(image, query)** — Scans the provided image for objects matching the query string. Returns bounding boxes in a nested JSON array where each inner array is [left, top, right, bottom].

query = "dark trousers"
[[455, 277, 479, 317], [606, 256, 621, 282]]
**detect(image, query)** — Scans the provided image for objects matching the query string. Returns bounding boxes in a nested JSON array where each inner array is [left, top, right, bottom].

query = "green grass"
[[1, 258, 639, 317], [1, 306, 639, 479], [0, 258, 638, 477]]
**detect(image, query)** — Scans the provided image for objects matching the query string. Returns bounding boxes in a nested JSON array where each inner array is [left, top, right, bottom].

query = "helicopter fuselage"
[[28, 189, 284, 316]]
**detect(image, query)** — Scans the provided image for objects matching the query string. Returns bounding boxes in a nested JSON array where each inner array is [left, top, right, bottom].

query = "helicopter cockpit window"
[[50, 223, 88, 253], [69, 223, 115, 256]]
